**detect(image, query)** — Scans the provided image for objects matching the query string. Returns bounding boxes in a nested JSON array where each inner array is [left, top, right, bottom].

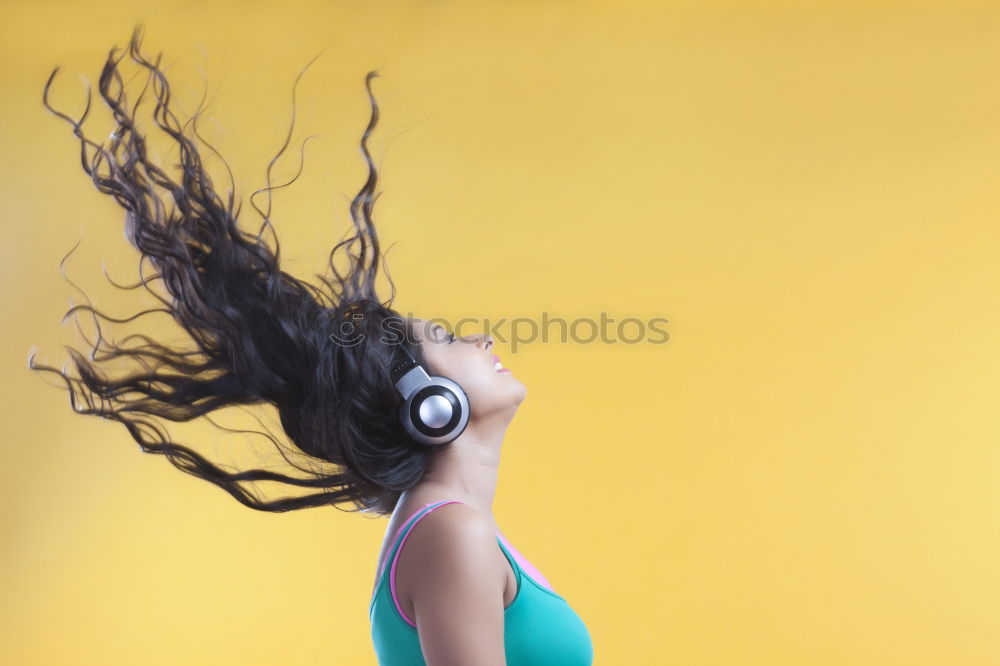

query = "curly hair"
[[28, 23, 434, 516]]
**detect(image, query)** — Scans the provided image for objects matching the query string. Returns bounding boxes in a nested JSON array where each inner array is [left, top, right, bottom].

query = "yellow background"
[[4, 1, 1000, 664]]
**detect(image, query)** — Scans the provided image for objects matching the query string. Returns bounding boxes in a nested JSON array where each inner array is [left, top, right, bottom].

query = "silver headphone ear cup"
[[400, 377, 470, 446]]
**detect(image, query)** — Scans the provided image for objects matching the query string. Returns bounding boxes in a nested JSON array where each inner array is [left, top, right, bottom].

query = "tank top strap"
[[495, 533, 524, 584]]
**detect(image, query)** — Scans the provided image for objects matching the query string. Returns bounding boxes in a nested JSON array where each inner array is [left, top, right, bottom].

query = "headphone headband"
[[389, 348, 419, 385]]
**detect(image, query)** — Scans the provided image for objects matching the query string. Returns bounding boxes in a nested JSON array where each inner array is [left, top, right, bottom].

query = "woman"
[[30, 24, 593, 665]]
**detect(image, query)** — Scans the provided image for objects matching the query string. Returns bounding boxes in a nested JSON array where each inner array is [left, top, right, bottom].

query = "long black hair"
[[28, 23, 433, 516]]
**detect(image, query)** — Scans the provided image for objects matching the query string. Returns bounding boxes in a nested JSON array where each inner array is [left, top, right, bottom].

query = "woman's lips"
[[492, 354, 511, 373]]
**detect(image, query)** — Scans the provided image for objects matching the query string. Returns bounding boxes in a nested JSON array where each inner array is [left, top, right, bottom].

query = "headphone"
[[390, 345, 470, 446]]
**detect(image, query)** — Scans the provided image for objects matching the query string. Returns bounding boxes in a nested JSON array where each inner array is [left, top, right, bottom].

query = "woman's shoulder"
[[394, 499, 499, 576], [393, 499, 504, 603], [404, 499, 493, 544], [393, 489, 494, 531]]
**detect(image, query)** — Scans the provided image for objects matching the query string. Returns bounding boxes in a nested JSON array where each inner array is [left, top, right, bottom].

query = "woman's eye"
[[448, 332, 457, 343]]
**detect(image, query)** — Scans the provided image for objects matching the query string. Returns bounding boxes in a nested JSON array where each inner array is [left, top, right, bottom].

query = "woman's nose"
[[481, 335, 493, 350]]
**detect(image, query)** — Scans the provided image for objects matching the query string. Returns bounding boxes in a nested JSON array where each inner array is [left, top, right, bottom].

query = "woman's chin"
[[509, 379, 527, 406]]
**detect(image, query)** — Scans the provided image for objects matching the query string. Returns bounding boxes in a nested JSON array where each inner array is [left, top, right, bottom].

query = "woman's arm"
[[405, 503, 508, 666]]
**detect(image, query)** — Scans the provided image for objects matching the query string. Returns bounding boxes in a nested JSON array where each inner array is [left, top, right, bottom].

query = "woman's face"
[[407, 317, 526, 420]]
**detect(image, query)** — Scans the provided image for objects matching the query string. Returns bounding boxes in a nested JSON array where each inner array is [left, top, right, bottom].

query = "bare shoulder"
[[393, 502, 501, 599], [401, 502, 498, 574], [398, 503, 508, 664]]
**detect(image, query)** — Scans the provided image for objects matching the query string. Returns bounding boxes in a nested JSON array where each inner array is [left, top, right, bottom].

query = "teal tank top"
[[369, 500, 594, 665]]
